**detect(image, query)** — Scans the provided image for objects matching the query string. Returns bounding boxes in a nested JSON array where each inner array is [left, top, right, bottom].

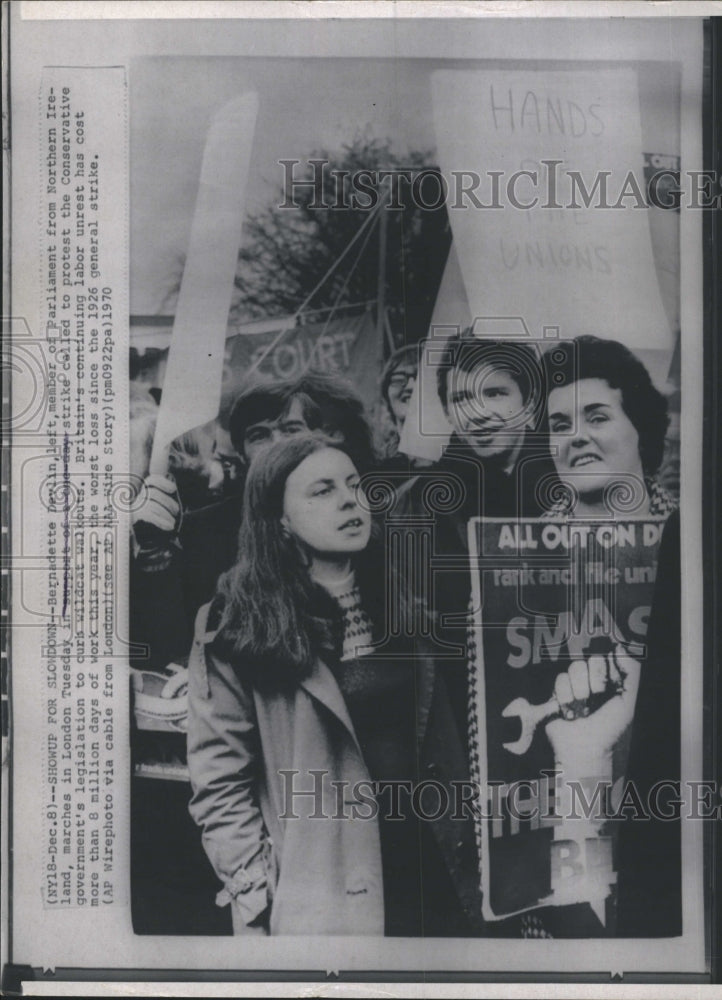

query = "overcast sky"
[[130, 56, 442, 314], [129, 52, 680, 367]]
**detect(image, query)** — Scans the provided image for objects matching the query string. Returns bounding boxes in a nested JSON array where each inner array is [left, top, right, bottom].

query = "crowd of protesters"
[[129, 332, 680, 940]]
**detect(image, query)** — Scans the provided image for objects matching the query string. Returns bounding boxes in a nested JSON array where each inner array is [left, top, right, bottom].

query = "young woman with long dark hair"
[[186, 434, 482, 937]]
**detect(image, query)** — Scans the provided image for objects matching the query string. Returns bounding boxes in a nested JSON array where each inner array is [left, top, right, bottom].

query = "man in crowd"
[[399, 331, 555, 562], [394, 332, 557, 723], [378, 344, 419, 467], [376, 343, 436, 475], [433, 332, 554, 521]]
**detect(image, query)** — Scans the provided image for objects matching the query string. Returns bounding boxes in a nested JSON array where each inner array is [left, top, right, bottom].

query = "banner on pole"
[[226, 310, 381, 413]]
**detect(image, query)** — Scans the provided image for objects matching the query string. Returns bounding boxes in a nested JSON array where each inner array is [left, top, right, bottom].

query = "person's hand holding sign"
[[541, 648, 642, 921], [545, 646, 642, 781], [131, 474, 183, 559]]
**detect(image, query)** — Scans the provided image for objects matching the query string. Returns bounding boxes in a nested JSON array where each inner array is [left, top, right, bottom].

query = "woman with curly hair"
[[541, 335, 677, 519], [520, 336, 681, 938]]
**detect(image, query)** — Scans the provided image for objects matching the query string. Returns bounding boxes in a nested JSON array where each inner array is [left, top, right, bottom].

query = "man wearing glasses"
[[378, 344, 435, 473]]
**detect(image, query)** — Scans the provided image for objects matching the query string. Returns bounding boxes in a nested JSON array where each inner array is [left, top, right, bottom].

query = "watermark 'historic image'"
[[121, 52, 688, 943]]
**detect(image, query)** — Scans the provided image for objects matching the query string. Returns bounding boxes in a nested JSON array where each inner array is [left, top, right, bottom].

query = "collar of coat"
[[196, 604, 437, 758]]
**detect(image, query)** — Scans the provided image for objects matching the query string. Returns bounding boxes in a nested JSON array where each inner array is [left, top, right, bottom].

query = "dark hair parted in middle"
[[226, 369, 376, 472], [542, 335, 670, 476], [435, 331, 543, 415], [211, 434, 418, 685]]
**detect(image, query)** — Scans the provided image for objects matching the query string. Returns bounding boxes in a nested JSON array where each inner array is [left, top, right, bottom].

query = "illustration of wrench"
[[502, 652, 629, 755], [501, 695, 562, 756]]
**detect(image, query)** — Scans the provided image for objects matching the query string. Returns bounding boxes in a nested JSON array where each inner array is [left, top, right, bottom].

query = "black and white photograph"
[[2, 1, 718, 992], [127, 39, 686, 943]]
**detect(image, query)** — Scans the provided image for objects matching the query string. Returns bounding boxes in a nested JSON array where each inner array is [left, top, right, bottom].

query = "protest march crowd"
[[128, 330, 681, 941]]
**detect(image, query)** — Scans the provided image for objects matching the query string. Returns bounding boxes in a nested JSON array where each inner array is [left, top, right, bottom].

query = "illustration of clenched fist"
[[545, 646, 642, 775]]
